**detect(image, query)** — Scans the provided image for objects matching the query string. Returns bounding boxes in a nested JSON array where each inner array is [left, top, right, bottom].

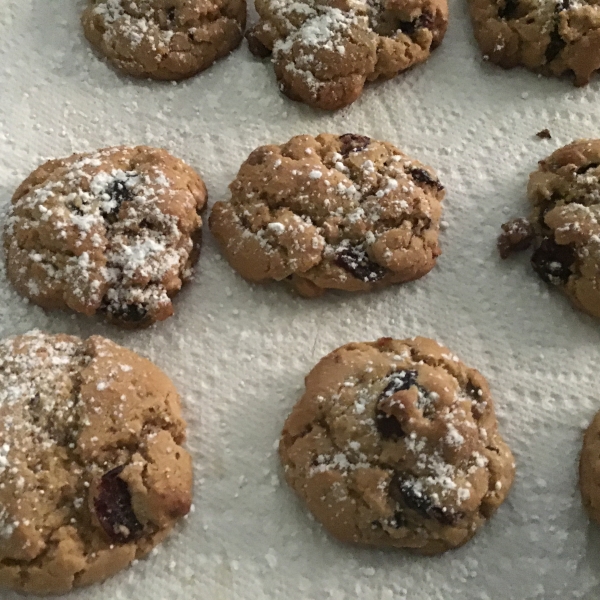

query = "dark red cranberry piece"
[[389, 475, 461, 526], [94, 466, 143, 544], [339, 134, 371, 157], [576, 162, 600, 175], [335, 246, 386, 283], [399, 13, 434, 34], [408, 167, 444, 191], [107, 302, 148, 324], [545, 27, 566, 62], [497, 218, 535, 259], [498, 0, 519, 19], [246, 29, 272, 58], [531, 237, 575, 285], [167, 6, 176, 21], [102, 177, 134, 222], [375, 371, 419, 439]]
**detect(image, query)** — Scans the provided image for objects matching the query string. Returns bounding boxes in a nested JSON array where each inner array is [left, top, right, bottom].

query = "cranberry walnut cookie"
[[82, 0, 246, 80], [0, 331, 193, 595], [279, 337, 515, 554], [468, 0, 600, 85], [498, 139, 600, 318], [4, 145, 207, 328], [209, 134, 444, 298], [246, 0, 448, 110]]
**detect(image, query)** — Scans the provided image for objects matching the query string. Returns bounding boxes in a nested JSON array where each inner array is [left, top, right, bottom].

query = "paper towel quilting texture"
[[2, 0, 600, 598]]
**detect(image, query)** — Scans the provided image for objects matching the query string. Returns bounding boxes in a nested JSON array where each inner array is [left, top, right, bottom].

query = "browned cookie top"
[[499, 139, 600, 318], [209, 133, 444, 297], [0, 331, 192, 595], [468, 0, 600, 85], [82, 0, 247, 80], [279, 337, 515, 554], [246, 0, 448, 110], [4, 145, 207, 328]]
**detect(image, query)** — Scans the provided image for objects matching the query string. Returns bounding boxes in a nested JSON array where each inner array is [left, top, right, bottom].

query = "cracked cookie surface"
[[4, 145, 207, 328], [499, 139, 600, 318], [246, 0, 448, 110], [82, 0, 246, 80], [279, 337, 515, 554], [209, 133, 444, 297], [468, 0, 600, 85], [0, 331, 193, 595]]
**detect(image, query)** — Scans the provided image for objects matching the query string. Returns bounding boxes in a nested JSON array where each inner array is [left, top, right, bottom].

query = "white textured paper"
[[2, 1, 600, 598]]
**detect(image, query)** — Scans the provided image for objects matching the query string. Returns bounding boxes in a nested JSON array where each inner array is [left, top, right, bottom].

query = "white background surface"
[[1, 0, 600, 598]]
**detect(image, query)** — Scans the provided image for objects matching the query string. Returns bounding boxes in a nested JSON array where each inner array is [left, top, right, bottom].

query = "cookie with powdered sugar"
[[469, 0, 600, 85], [498, 139, 600, 318], [0, 331, 192, 594], [246, 0, 448, 110], [82, 0, 246, 80], [4, 145, 207, 328], [279, 337, 515, 554], [209, 133, 444, 297]]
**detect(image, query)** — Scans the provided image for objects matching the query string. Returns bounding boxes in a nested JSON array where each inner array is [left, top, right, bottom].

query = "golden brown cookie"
[[246, 0, 448, 110], [82, 0, 246, 80], [279, 337, 515, 554], [209, 133, 444, 297], [4, 145, 207, 328], [0, 331, 193, 595], [580, 410, 600, 525], [499, 139, 600, 319], [468, 0, 600, 85]]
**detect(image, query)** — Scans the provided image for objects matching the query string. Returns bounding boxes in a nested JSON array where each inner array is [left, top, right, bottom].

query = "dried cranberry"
[[375, 371, 419, 439], [167, 6, 176, 21], [545, 27, 565, 62], [531, 236, 575, 284], [339, 134, 371, 157], [246, 30, 272, 58], [576, 162, 600, 175], [498, 0, 519, 19], [335, 246, 386, 283], [102, 177, 134, 222], [389, 475, 461, 526], [408, 167, 444, 191], [399, 13, 434, 34], [94, 466, 143, 544], [497, 218, 535, 259], [110, 303, 148, 324]]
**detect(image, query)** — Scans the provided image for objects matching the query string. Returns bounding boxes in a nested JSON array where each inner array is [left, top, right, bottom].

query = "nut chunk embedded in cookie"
[[468, 0, 600, 86], [500, 139, 600, 318], [209, 133, 445, 297], [4, 145, 207, 328], [0, 331, 193, 595], [246, 0, 448, 110], [82, 0, 247, 80], [278, 337, 515, 554]]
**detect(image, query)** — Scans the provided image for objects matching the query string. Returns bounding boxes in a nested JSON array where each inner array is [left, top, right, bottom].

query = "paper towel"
[[1, 0, 600, 598]]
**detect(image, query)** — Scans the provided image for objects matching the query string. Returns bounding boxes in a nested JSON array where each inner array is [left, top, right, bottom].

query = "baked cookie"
[[279, 337, 515, 554], [0, 331, 193, 595], [580, 410, 600, 525], [209, 133, 444, 297], [246, 0, 448, 110], [4, 145, 207, 328], [468, 0, 600, 85], [82, 0, 246, 80], [499, 139, 600, 318]]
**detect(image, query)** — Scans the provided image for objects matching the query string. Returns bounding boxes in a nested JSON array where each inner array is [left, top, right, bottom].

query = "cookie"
[[0, 331, 193, 595], [4, 145, 207, 328], [468, 0, 600, 85], [246, 0, 448, 110], [279, 337, 515, 554], [499, 139, 600, 318], [82, 0, 246, 80], [209, 133, 444, 298], [579, 410, 600, 525]]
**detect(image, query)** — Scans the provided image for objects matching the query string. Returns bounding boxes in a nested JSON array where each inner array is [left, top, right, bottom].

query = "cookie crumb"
[[536, 129, 552, 139], [497, 218, 535, 259]]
